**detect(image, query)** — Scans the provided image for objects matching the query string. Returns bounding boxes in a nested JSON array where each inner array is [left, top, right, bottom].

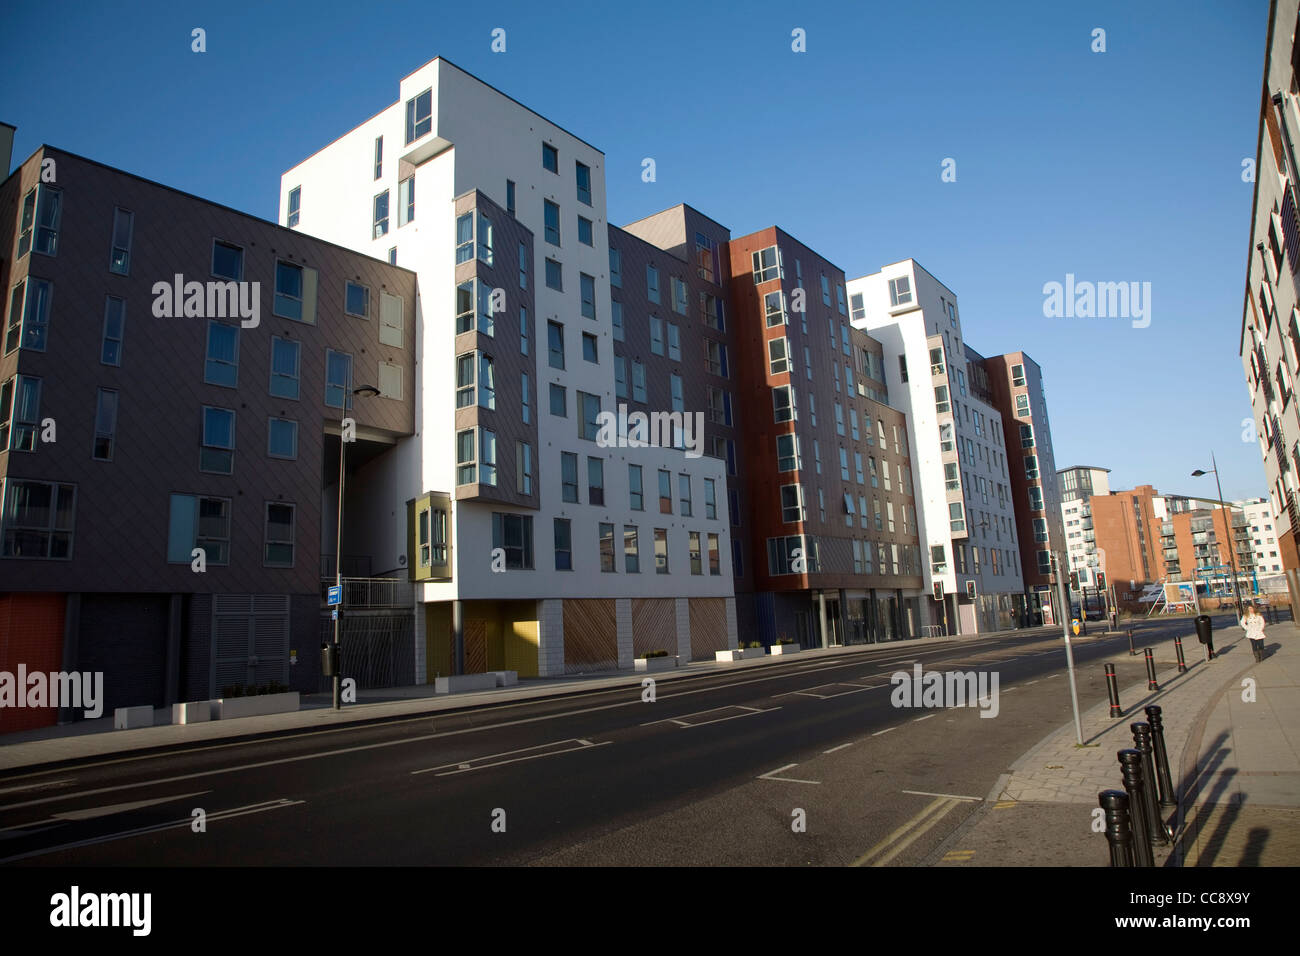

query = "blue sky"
[[0, 0, 1271, 500]]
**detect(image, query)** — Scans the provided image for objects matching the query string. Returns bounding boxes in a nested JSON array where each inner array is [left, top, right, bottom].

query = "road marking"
[[1024, 680, 1039, 685], [52, 791, 212, 821], [642, 704, 778, 728], [943, 849, 976, 862], [780, 682, 878, 700], [412, 738, 611, 776], [994, 800, 1017, 809], [851, 798, 959, 866], [0, 778, 75, 797], [871, 726, 897, 737], [875, 659, 916, 668], [901, 789, 982, 802], [0, 799, 303, 864], [757, 763, 821, 785], [913, 714, 935, 722], [823, 742, 854, 754], [1002, 687, 1018, 694]]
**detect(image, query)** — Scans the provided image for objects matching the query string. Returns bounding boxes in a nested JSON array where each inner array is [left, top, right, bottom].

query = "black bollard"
[[1131, 723, 1170, 845], [1105, 663, 1122, 717], [1127, 627, 1136, 656], [1118, 749, 1156, 866], [1144, 705, 1177, 809], [1099, 790, 1136, 867], [1173, 635, 1188, 674], [1144, 647, 1159, 691]]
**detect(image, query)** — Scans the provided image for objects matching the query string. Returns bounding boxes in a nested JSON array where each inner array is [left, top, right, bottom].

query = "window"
[[650, 317, 664, 355], [6, 277, 52, 353], [273, 260, 308, 322], [548, 321, 565, 369], [854, 452, 865, 484], [205, 240, 243, 285], [768, 337, 790, 374], [492, 513, 534, 569], [517, 441, 533, 495], [164, 493, 228, 565], [379, 358, 403, 402], [667, 323, 680, 360], [576, 161, 592, 204], [704, 478, 717, 520], [325, 349, 352, 408], [546, 258, 563, 291], [777, 433, 800, 472], [629, 464, 644, 510], [544, 200, 561, 245], [888, 275, 912, 306], [1025, 455, 1039, 479], [457, 214, 474, 264], [345, 281, 370, 319], [1029, 486, 1044, 511], [265, 503, 295, 567], [614, 356, 629, 399], [781, 484, 804, 522], [935, 384, 950, 413], [632, 360, 647, 402], [373, 190, 390, 238], [587, 456, 605, 505], [701, 291, 725, 332], [561, 452, 579, 502], [19, 186, 62, 257], [108, 207, 133, 274], [835, 403, 845, 436], [600, 523, 617, 572], [268, 417, 297, 460], [204, 321, 238, 387], [672, 277, 689, 315], [659, 469, 673, 513], [950, 501, 966, 532], [945, 462, 960, 490], [398, 176, 415, 227], [625, 526, 640, 572], [388, 247, 397, 265], [773, 385, 795, 422], [200, 406, 235, 474], [1011, 363, 1026, 387], [706, 533, 721, 576], [101, 296, 125, 366], [707, 387, 731, 425], [454, 428, 496, 486], [270, 337, 300, 400], [478, 353, 495, 409], [837, 284, 848, 316], [521, 371, 531, 424], [550, 383, 567, 417], [840, 448, 851, 481], [406, 88, 432, 143], [507, 180, 516, 216], [821, 274, 832, 306], [764, 290, 787, 327], [752, 246, 781, 282], [678, 474, 693, 516], [610, 248, 622, 287], [671, 374, 684, 414], [611, 301, 624, 342], [1, 376, 38, 451], [374, 136, 383, 179], [1020, 423, 1035, 448], [647, 265, 661, 304], [768, 535, 817, 575], [1016, 394, 1030, 417], [578, 216, 593, 246], [542, 142, 558, 173], [687, 531, 703, 575], [554, 518, 572, 570], [655, 528, 670, 573], [581, 273, 596, 319], [580, 392, 601, 441], [1033, 517, 1048, 543]]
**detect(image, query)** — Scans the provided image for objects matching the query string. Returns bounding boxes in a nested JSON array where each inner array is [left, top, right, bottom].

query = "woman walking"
[[1240, 603, 1267, 663]]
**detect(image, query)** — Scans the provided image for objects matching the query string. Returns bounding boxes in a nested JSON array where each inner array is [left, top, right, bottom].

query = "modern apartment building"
[[1240, 0, 1300, 610], [848, 260, 1025, 634], [0, 142, 418, 732], [980, 350, 1066, 625], [725, 228, 924, 646], [1240, 495, 1284, 575], [1157, 506, 1253, 597], [279, 58, 736, 676], [1058, 464, 1111, 593]]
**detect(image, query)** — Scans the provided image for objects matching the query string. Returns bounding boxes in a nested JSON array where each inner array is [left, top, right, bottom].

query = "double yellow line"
[[850, 797, 962, 867]]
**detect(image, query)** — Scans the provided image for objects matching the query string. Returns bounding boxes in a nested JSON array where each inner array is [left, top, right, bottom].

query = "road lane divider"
[[412, 738, 611, 776], [851, 797, 960, 866]]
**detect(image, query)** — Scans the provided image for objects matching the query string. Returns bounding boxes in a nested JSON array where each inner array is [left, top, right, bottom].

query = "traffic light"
[[1097, 571, 1106, 590], [933, 581, 944, 601], [1069, 571, 1080, 591]]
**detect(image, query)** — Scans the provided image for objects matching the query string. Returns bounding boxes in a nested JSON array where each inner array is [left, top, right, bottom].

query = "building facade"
[[1058, 464, 1111, 595]]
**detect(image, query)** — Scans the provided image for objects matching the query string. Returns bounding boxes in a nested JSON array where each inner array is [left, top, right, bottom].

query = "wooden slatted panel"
[[465, 619, 487, 674], [632, 598, 675, 659], [563, 599, 617, 674], [689, 598, 728, 660]]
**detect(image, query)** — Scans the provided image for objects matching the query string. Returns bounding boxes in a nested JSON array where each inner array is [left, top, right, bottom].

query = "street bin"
[[321, 642, 339, 677], [1195, 614, 1215, 660]]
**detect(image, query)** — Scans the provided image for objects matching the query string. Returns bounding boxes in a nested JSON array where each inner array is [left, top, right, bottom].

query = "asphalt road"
[[0, 614, 1239, 866]]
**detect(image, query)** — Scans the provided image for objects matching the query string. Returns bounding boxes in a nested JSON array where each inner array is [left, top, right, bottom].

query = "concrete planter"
[[715, 648, 766, 662], [435, 674, 498, 694], [769, 643, 802, 656], [214, 691, 299, 720], [487, 670, 518, 687], [172, 701, 210, 724], [634, 656, 678, 672], [114, 705, 154, 729]]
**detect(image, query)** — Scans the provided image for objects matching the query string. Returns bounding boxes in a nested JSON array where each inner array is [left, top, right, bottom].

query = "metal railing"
[[320, 576, 413, 609]]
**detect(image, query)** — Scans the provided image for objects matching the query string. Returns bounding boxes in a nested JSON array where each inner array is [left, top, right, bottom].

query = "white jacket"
[[1239, 615, 1266, 641]]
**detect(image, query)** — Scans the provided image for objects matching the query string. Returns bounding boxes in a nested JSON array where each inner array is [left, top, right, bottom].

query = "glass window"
[[517, 441, 533, 495], [667, 323, 680, 360], [374, 136, 383, 180], [373, 190, 390, 238], [610, 248, 622, 287], [456, 429, 475, 485], [548, 321, 565, 369], [765, 290, 787, 327], [109, 207, 133, 275], [576, 161, 592, 204], [688, 531, 702, 575], [624, 526, 640, 572], [888, 275, 912, 306], [546, 258, 562, 290], [672, 277, 689, 315], [6, 277, 52, 353], [270, 337, 300, 400], [678, 474, 692, 516], [325, 350, 352, 408], [542, 142, 558, 173], [578, 216, 593, 246], [544, 200, 561, 245], [89, 387, 117, 460], [268, 417, 297, 459], [632, 360, 647, 402], [655, 528, 670, 574], [456, 213, 474, 264], [600, 522, 617, 572], [101, 296, 125, 366], [581, 273, 596, 319], [1011, 364, 1026, 386], [554, 517, 572, 570], [777, 433, 800, 472], [398, 176, 415, 227], [705, 478, 717, 520], [491, 512, 533, 569], [273, 260, 304, 321], [768, 337, 790, 374], [550, 382, 567, 417], [612, 301, 624, 342], [204, 321, 238, 387], [345, 281, 370, 319], [583, 332, 597, 363], [752, 246, 781, 282], [200, 406, 235, 474], [630, 464, 644, 510], [588, 456, 605, 505], [580, 391, 601, 441], [479, 429, 498, 485], [647, 265, 660, 304], [562, 451, 579, 502], [650, 317, 664, 355], [405, 88, 432, 143], [264, 502, 295, 567], [658, 469, 673, 514]]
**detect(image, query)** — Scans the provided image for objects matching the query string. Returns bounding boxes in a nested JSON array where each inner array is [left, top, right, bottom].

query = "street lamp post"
[[1192, 451, 1243, 616], [332, 373, 381, 710]]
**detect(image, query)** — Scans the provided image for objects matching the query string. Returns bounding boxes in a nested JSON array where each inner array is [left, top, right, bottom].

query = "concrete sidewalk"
[[935, 620, 1300, 867], [0, 628, 1022, 773]]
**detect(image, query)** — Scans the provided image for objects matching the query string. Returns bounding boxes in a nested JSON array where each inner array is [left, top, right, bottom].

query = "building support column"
[[537, 599, 564, 677], [164, 594, 182, 707], [615, 598, 633, 669], [675, 598, 692, 662], [725, 597, 739, 651], [817, 590, 828, 648], [59, 593, 81, 725], [838, 589, 849, 646], [452, 599, 464, 676]]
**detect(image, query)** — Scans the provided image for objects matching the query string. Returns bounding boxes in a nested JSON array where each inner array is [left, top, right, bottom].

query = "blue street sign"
[[328, 585, 342, 606], [331, 609, 338, 621]]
